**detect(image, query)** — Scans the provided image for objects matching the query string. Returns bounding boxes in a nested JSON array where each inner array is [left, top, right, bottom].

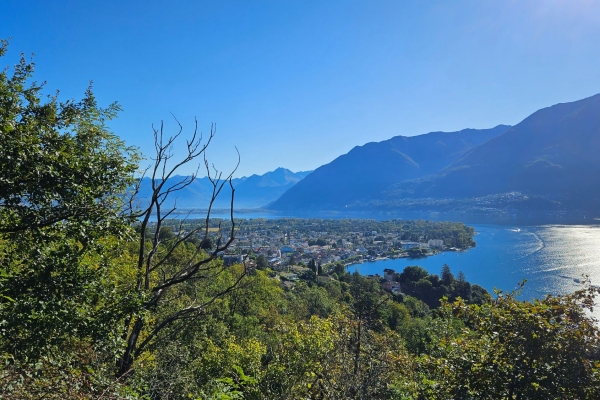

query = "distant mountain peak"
[[136, 167, 312, 209]]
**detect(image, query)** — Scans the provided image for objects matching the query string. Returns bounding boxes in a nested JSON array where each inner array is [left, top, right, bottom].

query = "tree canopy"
[[0, 39, 139, 362]]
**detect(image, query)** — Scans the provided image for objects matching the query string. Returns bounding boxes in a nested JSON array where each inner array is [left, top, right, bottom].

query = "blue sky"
[[2, 0, 600, 177]]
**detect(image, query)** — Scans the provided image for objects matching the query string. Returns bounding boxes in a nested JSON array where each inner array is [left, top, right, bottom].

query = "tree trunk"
[[117, 318, 144, 377]]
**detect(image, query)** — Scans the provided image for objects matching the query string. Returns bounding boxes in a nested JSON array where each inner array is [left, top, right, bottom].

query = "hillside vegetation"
[[2, 41, 600, 399]]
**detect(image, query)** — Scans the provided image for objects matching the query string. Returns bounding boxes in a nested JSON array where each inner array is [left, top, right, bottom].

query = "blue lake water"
[[347, 224, 600, 301], [164, 210, 600, 302], [149, 211, 295, 221]]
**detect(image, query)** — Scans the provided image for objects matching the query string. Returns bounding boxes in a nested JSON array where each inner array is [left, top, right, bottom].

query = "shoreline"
[[344, 246, 473, 270]]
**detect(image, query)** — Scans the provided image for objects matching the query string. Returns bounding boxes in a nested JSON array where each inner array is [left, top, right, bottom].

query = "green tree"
[[0, 40, 138, 361], [308, 238, 327, 246], [451, 270, 472, 300], [332, 261, 346, 276], [441, 263, 454, 286], [256, 254, 268, 269], [201, 236, 215, 250], [419, 284, 600, 399], [0, 41, 141, 398], [348, 272, 387, 373], [308, 259, 317, 273], [399, 266, 428, 284], [158, 226, 176, 241]]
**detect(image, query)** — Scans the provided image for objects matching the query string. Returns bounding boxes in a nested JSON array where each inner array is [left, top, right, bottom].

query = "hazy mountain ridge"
[[268, 125, 510, 211], [268, 93, 600, 216], [387, 94, 600, 209], [136, 168, 311, 210]]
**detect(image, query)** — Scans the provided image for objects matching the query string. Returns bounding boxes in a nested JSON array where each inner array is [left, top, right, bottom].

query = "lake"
[[165, 210, 600, 301], [347, 224, 600, 301]]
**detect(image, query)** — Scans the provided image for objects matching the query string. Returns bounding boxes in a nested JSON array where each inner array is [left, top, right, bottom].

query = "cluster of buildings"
[[222, 226, 445, 274]]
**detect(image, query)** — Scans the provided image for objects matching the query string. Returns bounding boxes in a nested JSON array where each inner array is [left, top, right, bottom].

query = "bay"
[[347, 224, 600, 301], [162, 209, 600, 302]]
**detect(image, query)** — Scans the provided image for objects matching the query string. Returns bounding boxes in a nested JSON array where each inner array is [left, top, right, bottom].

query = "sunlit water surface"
[[169, 213, 600, 304], [348, 224, 600, 302]]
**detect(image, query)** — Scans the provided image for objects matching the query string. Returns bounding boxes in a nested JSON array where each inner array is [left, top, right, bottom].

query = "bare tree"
[[117, 119, 244, 376]]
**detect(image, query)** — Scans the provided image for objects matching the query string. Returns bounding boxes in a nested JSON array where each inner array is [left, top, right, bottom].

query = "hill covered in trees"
[[269, 94, 600, 219], [2, 41, 600, 399], [393, 93, 600, 210], [268, 126, 509, 211]]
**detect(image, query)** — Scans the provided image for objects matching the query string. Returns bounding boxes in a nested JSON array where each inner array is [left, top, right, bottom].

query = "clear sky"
[[2, 0, 600, 177]]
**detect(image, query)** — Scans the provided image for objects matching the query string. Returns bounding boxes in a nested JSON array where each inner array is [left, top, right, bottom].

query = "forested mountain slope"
[[268, 125, 509, 211], [391, 93, 600, 211], [271, 94, 600, 215]]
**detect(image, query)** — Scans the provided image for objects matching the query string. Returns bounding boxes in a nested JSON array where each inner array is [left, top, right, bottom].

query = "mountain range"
[[269, 94, 600, 216], [135, 168, 311, 210], [395, 94, 600, 204], [268, 125, 510, 211], [136, 93, 600, 218]]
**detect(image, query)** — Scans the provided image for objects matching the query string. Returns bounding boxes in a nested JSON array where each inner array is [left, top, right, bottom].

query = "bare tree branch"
[[117, 120, 242, 377]]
